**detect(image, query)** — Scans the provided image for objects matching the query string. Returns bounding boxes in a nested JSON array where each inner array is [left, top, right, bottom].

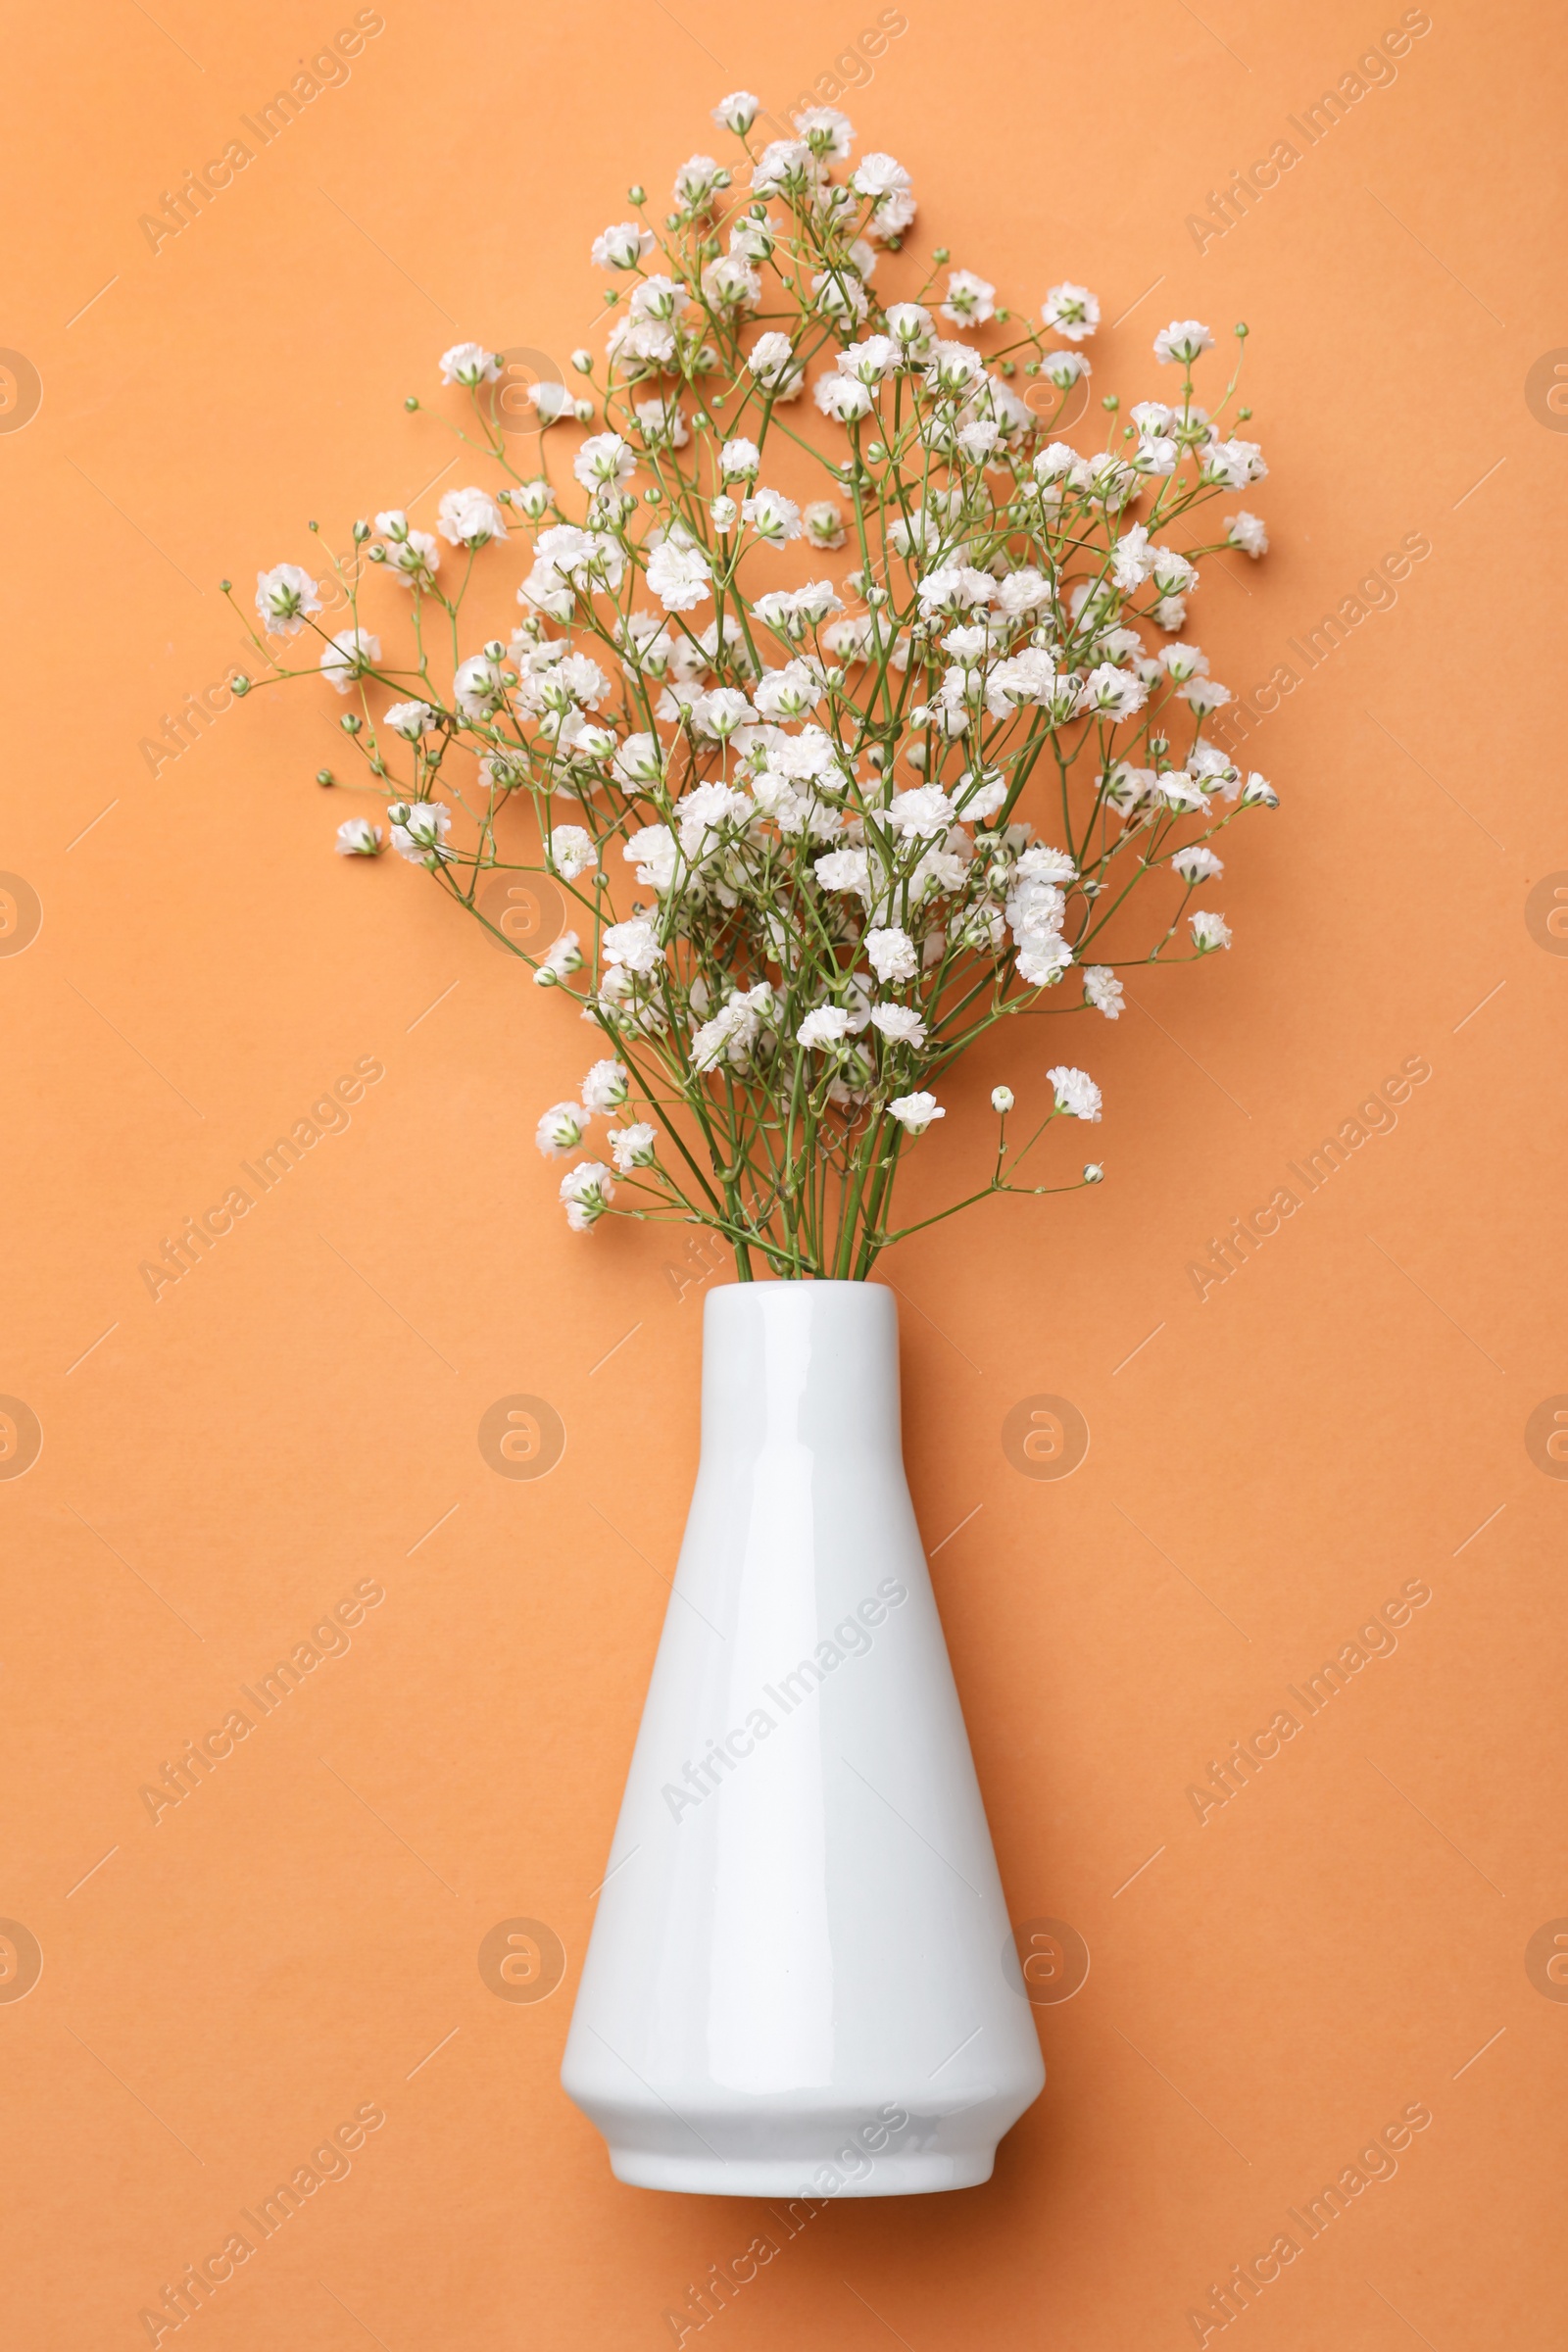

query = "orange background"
[[5, 1, 1565, 2344]]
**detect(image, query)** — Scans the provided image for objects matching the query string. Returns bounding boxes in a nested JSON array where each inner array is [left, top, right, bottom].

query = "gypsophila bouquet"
[[228, 92, 1277, 1280]]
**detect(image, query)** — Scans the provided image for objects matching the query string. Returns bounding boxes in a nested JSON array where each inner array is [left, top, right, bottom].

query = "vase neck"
[[700, 1281, 903, 1460]]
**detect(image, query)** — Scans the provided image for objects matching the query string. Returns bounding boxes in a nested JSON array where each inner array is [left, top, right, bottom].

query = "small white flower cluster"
[[237, 95, 1278, 1280]]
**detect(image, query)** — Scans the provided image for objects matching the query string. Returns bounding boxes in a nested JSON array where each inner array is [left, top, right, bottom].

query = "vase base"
[[606, 2146, 998, 2198]]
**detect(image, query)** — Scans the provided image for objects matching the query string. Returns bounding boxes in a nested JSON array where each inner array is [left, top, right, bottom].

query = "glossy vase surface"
[[561, 1279, 1044, 2195]]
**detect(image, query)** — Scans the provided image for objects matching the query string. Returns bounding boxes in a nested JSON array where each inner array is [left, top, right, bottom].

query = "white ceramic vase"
[[561, 1279, 1045, 2196]]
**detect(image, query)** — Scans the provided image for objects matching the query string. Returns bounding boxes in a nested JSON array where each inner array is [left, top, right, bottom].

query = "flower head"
[[887, 1091, 943, 1134], [592, 221, 654, 270], [1153, 318, 1214, 366], [318, 628, 381, 694], [608, 1120, 659, 1172], [536, 1102, 586, 1157], [1041, 281, 1100, 341], [647, 537, 711, 612], [559, 1160, 615, 1230], [581, 1057, 630, 1114], [548, 824, 597, 881], [1189, 909, 1233, 953], [1047, 1065, 1102, 1121], [711, 89, 760, 133], [438, 486, 508, 549], [387, 801, 453, 864], [439, 342, 501, 387], [255, 564, 320, 635], [334, 817, 382, 857]]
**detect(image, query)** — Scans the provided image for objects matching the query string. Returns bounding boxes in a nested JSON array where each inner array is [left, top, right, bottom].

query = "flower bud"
[[992, 1087, 1014, 1113], [1083, 1162, 1104, 1184]]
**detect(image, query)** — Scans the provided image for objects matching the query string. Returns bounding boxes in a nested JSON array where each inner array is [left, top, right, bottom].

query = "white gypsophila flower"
[[439, 342, 501, 387], [438, 486, 508, 549], [1040, 348, 1091, 391], [956, 418, 1001, 465], [711, 88, 760, 133], [1201, 438, 1267, 490], [865, 926, 918, 985], [1153, 318, 1214, 366], [591, 220, 654, 270], [852, 152, 915, 237], [747, 330, 798, 385], [871, 1003, 927, 1048], [702, 253, 761, 313], [1017, 844, 1079, 885], [1079, 665, 1149, 722], [884, 301, 935, 362], [794, 104, 854, 158], [813, 371, 873, 422], [646, 537, 712, 612], [382, 699, 437, 741], [387, 801, 453, 863], [1173, 846, 1224, 884], [991, 1085, 1014, 1113], [917, 564, 996, 615], [581, 1057, 629, 1113], [1016, 936, 1073, 986], [319, 629, 381, 694], [1189, 909, 1233, 953], [752, 661, 821, 722], [838, 333, 900, 385], [691, 981, 775, 1070], [623, 823, 679, 893], [548, 824, 596, 881], [751, 138, 815, 198], [536, 1101, 586, 1157], [608, 1120, 658, 1173], [529, 381, 573, 422], [798, 1004, 852, 1051], [1048, 1065, 1102, 1121], [573, 432, 635, 491], [1242, 771, 1279, 808], [602, 916, 661, 974], [1182, 678, 1232, 714], [1152, 550, 1198, 599], [1226, 509, 1269, 558], [1156, 770, 1208, 814], [559, 1159, 614, 1230], [533, 930, 583, 985], [719, 437, 760, 478], [1110, 523, 1157, 591], [956, 768, 1009, 822], [633, 394, 689, 448], [803, 500, 847, 551], [1159, 642, 1207, 683], [691, 688, 753, 741], [612, 730, 664, 785], [1041, 281, 1100, 341], [710, 494, 739, 532], [334, 817, 382, 857], [887, 785, 956, 838], [743, 486, 802, 543], [453, 653, 506, 719], [941, 269, 996, 326], [887, 1091, 943, 1135], [924, 338, 986, 397], [1084, 966, 1124, 1019], [380, 522, 440, 586], [255, 563, 320, 635], [673, 153, 727, 211]]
